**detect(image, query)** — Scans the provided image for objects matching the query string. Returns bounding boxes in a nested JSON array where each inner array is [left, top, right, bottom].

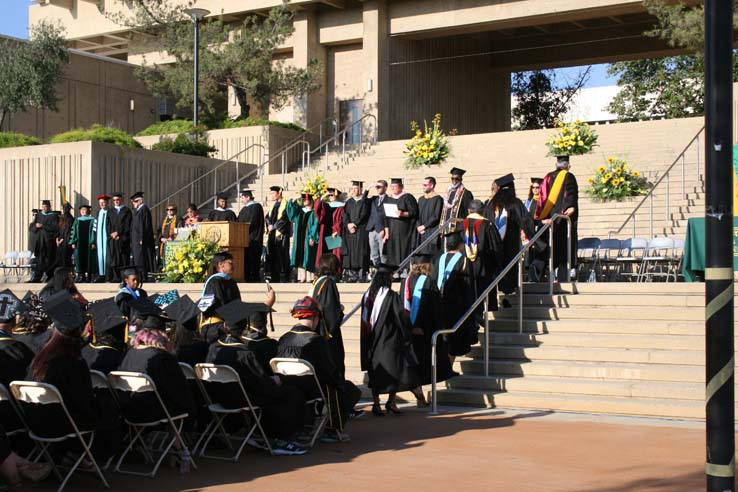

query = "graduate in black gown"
[[29, 200, 59, 282], [463, 199, 503, 312], [114, 267, 149, 319], [237, 189, 265, 282], [434, 232, 477, 360], [13, 291, 51, 354], [384, 178, 419, 271], [399, 256, 454, 405], [164, 295, 209, 367], [207, 192, 237, 222], [487, 174, 536, 295], [277, 297, 361, 443], [265, 186, 292, 282], [240, 304, 278, 373], [0, 290, 34, 388], [207, 300, 307, 455], [416, 177, 444, 256], [309, 254, 346, 379], [69, 205, 97, 282], [106, 192, 132, 283], [82, 298, 128, 375], [341, 181, 370, 282], [360, 264, 420, 416], [130, 191, 157, 281]]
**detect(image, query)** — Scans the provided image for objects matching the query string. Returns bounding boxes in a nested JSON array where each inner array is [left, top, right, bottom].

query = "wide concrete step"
[[505, 293, 707, 308], [491, 305, 719, 322], [490, 318, 709, 336], [489, 332, 709, 350]]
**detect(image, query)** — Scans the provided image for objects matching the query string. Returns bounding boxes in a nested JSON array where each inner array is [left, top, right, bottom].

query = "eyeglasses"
[[531, 185, 540, 189], [375, 185, 384, 189], [166, 208, 175, 211]]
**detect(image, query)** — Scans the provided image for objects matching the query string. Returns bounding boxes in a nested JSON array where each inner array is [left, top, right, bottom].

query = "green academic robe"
[[286, 200, 319, 272], [69, 216, 97, 274]]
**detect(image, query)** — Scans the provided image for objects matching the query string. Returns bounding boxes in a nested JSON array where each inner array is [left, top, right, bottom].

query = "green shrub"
[[0, 132, 42, 148], [136, 119, 205, 136], [218, 117, 305, 133], [151, 133, 216, 158], [50, 124, 141, 148]]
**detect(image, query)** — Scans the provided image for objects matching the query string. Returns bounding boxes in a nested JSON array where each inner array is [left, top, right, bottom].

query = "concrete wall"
[[1, 47, 156, 140], [0, 141, 236, 255]]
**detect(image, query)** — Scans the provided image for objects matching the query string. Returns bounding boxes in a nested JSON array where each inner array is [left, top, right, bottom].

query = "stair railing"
[[430, 214, 571, 414], [607, 126, 705, 240], [303, 114, 378, 173]]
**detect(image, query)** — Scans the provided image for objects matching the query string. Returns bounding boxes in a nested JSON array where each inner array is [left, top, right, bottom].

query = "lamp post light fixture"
[[183, 7, 210, 128]]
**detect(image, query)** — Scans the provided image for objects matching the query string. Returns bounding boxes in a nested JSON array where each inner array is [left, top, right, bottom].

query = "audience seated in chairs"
[[164, 295, 210, 367], [82, 298, 129, 375]]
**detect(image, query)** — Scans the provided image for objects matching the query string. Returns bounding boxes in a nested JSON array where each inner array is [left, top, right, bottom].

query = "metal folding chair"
[[576, 238, 601, 282], [194, 363, 273, 461], [9, 381, 110, 492], [592, 239, 622, 282], [0, 382, 38, 460], [1, 251, 18, 282], [616, 238, 648, 281], [640, 237, 675, 282], [107, 371, 196, 477], [269, 357, 332, 448], [15, 251, 33, 282]]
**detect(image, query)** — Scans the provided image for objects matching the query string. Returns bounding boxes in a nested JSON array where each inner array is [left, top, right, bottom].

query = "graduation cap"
[[244, 303, 275, 332], [216, 300, 253, 330], [0, 289, 27, 323], [216, 192, 229, 201], [494, 173, 515, 189], [449, 167, 466, 177], [556, 155, 570, 165], [79, 204, 92, 212], [118, 266, 140, 279], [20, 291, 46, 322], [411, 254, 434, 265], [96, 194, 111, 201], [269, 186, 282, 193], [41, 200, 51, 206], [443, 231, 464, 249], [88, 298, 128, 341], [31, 209, 39, 214], [240, 189, 254, 198], [374, 263, 398, 274], [390, 178, 403, 185], [128, 297, 165, 321], [351, 180, 364, 187], [144, 316, 165, 330], [43, 291, 87, 337], [130, 191, 144, 201], [301, 193, 313, 201], [530, 177, 544, 185], [327, 187, 336, 193], [152, 289, 179, 307], [163, 295, 200, 329], [112, 192, 123, 198], [212, 251, 233, 265]]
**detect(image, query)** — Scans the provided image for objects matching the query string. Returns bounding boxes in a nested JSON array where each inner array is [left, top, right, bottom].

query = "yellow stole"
[[539, 170, 568, 220], [268, 200, 289, 239]]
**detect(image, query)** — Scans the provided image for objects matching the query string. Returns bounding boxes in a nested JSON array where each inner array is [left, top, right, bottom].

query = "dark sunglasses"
[[166, 208, 175, 211]]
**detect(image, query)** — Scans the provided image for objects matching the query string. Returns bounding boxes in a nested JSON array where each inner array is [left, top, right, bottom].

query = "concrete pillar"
[[292, 10, 327, 130], [362, 0, 389, 141]]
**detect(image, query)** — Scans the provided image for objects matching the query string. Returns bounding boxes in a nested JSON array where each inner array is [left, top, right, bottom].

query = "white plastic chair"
[[194, 363, 273, 461], [16, 251, 34, 282], [107, 371, 196, 477], [1, 251, 18, 281], [269, 357, 333, 448], [10, 381, 110, 492], [640, 237, 676, 282]]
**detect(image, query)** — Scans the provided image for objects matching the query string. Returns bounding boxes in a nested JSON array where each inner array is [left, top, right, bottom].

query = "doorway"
[[339, 99, 363, 145]]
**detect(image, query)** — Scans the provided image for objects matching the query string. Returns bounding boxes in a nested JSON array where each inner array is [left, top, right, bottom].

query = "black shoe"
[[501, 298, 512, 309], [371, 404, 385, 416], [385, 402, 403, 415], [348, 408, 365, 420]]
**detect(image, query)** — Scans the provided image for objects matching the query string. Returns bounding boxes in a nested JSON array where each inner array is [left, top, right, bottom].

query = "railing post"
[[548, 222, 554, 295], [696, 135, 700, 182], [681, 153, 686, 198], [518, 257, 524, 333], [665, 172, 670, 222], [632, 216, 636, 239], [566, 218, 572, 280], [430, 333, 439, 415], [649, 193, 654, 239], [341, 132, 346, 164], [260, 151, 265, 204], [483, 297, 490, 377], [319, 123, 323, 149]]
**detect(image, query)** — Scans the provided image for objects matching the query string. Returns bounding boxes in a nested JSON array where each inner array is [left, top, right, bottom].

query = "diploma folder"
[[325, 236, 342, 250]]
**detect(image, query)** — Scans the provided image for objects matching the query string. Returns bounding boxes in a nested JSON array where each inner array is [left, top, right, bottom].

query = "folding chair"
[[616, 238, 648, 281], [194, 363, 273, 461], [16, 251, 34, 282], [672, 238, 685, 281], [269, 358, 332, 448], [575, 238, 600, 282], [107, 371, 196, 477], [592, 239, 621, 282], [640, 237, 675, 282], [0, 382, 39, 460], [9, 381, 110, 492], [1, 251, 18, 282]]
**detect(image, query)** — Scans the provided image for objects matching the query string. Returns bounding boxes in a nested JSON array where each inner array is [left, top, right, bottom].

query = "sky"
[[0, 0, 618, 88]]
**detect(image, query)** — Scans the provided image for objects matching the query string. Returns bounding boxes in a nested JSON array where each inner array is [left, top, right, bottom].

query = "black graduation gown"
[[131, 204, 157, 278], [360, 289, 420, 393], [0, 331, 34, 387], [398, 276, 454, 385], [107, 206, 132, 281], [541, 169, 579, 279], [442, 186, 474, 234], [57, 216, 74, 269], [207, 209, 237, 222], [463, 215, 503, 310], [491, 200, 537, 294], [114, 287, 148, 320], [277, 326, 361, 431], [385, 193, 419, 266], [206, 338, 305, 439], [175, 340, 210, 367], [13, 330, 52, 354], [265, 201, 291, 280], [416, 194, 444, 255], [30, 212, 59, 279], [237, 202, 265, 281], [341, 194, 370, 270], [200, 275, 241, 343], [310, 275, 345, 379], [241, 332, 278, 376], [81, 343, 125, 375], [434, 252, 477, 357], [118, 347, 195, 423]]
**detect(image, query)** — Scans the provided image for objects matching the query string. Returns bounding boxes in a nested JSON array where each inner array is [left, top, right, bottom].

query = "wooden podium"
[[199, 221, 250, 282]]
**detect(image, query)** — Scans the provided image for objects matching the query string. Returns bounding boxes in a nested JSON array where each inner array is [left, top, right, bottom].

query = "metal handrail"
[[430, 213, 571, 414], [340, 216, 458, 326], [607, 126, 705, 240], [306, 114, 378, 172]]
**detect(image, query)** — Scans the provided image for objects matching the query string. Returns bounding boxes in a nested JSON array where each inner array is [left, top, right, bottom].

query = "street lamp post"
[[183, 8, 210, 128]]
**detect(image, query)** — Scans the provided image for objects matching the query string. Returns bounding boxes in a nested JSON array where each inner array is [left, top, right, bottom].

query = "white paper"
[[383, 203, 399, 218]]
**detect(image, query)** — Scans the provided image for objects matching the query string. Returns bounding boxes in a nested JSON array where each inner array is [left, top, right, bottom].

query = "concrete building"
[[29, 0, 690, 141]]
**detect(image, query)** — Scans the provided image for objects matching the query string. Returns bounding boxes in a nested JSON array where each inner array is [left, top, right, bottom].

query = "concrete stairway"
[[7, 279, 724, 421]]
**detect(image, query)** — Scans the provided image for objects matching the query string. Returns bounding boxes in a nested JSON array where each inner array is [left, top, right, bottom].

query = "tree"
[[113, 1, 322, 122], [0, 21, 69, 128], [606, 0, 738, 122], [511, 68, 590, 130]]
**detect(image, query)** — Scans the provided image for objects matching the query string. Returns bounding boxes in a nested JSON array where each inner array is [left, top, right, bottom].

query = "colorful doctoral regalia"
[[158, 214, 180, 257], [314, 197, 344, 269], [434, 250, 477, 356], [95, 208, 110, 278], [537, 167, 579, 280], [384, 192, 419, 266], [309, 275, 346, 379], [341, 191, 370, 271], [69, 216, 97, 276], [440, 184, 473, 234], [462, 213, 503, 310], [416, 193, 444, 255], [285, 200, 319, 272]]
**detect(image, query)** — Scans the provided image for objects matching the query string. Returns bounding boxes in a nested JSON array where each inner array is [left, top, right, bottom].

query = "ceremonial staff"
[[704, 2, 734, 491]]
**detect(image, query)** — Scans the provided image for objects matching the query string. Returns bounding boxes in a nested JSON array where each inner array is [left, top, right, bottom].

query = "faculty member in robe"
[[265, 186, 292, 282], [30, 200, 59, 282], [130, 191, 156, 282], [106, 192, 132, 283], [207, 192, 237, 222], [286, 194, 320, 283], [416, 176, 444, 256], [158, 204, 180, 260], [69, 205, 97, 282], [384, 178, 418, 274], [237, 189, 265, 282], [341, 180, 370, 282], [463, 200, 503, 315], [440, 167, 474, 238], [94, 195, 110, 283], [309, 254, 346, 379]]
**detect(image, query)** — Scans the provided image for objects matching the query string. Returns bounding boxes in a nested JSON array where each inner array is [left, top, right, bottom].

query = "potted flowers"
[[403, 113, 454, 169], [303, 173, 329, 200], [164, 231, 221, 282], [586, 157, 650, 201], [546, 119, 598, 157]]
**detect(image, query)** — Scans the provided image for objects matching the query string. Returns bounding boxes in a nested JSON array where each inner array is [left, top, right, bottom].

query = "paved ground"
[[29, 404, 709, 492]]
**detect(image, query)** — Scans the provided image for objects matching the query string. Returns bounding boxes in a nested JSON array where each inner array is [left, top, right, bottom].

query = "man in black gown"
[[384, 178, 418, 274], [29, 200, 59, 282], [106, 192, 132, 283], [341, 180, 370, 282], [462, 199, 503, 313], [237, 189, 265, 282], [416, 176, 444, 256], [207, 192, 237, 222], [130, 191, 156, 282], [265, 186, 292, 282], [440, 167, 474, 237]]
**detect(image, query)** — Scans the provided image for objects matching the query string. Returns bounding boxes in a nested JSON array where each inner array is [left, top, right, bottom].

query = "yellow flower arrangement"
[[302, 173, 329, 201], [546, 119, 598, 156], [404, 113, 453, 169], [164, 230, 220, 282], [587, 157, 650, 201]]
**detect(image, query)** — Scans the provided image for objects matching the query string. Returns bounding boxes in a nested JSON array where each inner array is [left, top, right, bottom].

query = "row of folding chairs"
[[1, 357, 326, 491], [577, 236, 685, 282], [1, 251, 34, 282]]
